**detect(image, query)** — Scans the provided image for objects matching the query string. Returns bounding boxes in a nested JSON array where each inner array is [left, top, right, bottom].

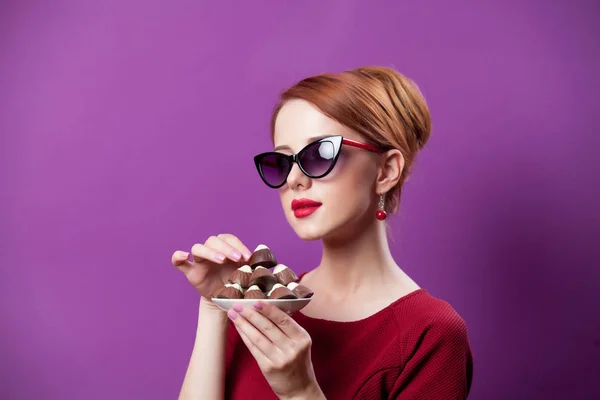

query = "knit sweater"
[[224, 273, 473, 399]]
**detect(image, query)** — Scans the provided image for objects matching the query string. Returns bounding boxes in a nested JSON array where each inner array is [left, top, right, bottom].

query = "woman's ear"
[[375, 149, 404, 194]]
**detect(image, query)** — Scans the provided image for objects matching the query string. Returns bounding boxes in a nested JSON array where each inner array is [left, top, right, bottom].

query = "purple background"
[[1, 1, 599, 399]]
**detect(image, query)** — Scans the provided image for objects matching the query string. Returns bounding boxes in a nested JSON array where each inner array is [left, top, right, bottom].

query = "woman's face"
[[272, 99, 380, 242]]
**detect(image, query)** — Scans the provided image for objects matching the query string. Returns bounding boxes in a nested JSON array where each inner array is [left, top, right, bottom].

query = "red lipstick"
[[291, 199, 322, 218]]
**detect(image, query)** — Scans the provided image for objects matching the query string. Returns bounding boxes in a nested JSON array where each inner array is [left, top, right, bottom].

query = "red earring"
[[376, 194, 387, 220]]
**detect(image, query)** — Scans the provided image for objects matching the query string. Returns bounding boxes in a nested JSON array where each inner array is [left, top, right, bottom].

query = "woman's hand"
[[227, 301, 326, 400], [171, 234, 252, 306]]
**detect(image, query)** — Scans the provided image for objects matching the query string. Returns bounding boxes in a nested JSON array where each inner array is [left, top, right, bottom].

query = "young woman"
[[172, 66, 473, 399]]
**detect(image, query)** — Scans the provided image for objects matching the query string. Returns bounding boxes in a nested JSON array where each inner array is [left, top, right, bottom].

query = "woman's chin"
[[295, 229, 324, 241], [289, 215, 355, 242], [290, 222, 326, 241]]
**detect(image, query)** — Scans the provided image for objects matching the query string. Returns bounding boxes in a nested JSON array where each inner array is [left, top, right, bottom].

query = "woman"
[[172, 66, 473, 399]]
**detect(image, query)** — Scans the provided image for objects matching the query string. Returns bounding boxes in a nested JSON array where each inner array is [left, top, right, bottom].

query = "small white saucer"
[[211, 298, 311, 314]]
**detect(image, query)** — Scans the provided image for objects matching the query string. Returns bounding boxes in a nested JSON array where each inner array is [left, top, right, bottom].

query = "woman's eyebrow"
[[273, 144, 291, 151], [273, 135, 331, 151]]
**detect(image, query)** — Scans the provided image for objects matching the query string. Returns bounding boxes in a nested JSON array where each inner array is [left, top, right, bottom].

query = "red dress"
[[225, 273, 473, 399]]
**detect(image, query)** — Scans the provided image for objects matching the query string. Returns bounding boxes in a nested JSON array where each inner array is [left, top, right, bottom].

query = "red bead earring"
[[376, 194, 387, 220]]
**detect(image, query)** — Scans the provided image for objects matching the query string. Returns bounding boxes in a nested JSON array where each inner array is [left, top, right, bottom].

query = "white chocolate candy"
[[224, 283, 243, 290], [238, 265, 253, 273], [273, 264, 289, 274], [224, 283, 244, 294], [267, 283, 285, 297]]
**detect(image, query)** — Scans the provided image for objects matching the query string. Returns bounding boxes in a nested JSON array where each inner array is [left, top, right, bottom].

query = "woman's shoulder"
[[392, 289, 466, 322], [389, 289, 470, 349]]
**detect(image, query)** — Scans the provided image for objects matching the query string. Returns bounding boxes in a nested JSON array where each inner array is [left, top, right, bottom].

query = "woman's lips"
[[291, 199, 322, 219], [293, 205, 321, 218]]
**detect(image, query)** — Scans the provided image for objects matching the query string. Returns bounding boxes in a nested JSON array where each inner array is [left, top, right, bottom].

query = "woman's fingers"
[[231, 304, 289, 347], [171, 234, 253, 298], [234, 320, 273, 366], [171, 250, 191, 267], [191, 235, 252, 264], [217, 234, 252, 261], [252, 301, 309, 341], [171, 250, 197, 281], [190, 241, 230, 264], [229, 308, 281, 365]]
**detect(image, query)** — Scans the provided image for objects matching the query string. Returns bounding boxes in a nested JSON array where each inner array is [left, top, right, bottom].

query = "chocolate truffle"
[[249, 266, 278, 292], [267, 283, 297, 300], [248, 244, 277, 269], [228, 265, 253, 288], [243, 285, 266, 300], [287, 282, 314, 299], [214, 283, 244, 299], [273, 264, 298, 286]]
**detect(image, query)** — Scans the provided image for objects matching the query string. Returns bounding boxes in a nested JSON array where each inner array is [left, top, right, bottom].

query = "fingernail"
[[227, 309, 237, 320], [253, 302, 263, 310], [231, 251, 242, 261], [232, 304, 243, 312], [243, 252, 252, 261], [215, 253, 226, 262], [181, 251, 190, 260]]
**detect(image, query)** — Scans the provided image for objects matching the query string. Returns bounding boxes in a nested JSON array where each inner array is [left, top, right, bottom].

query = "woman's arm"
[[179, 297, 229, 400]]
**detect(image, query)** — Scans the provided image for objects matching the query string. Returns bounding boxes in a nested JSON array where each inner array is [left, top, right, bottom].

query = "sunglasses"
[[253, 135, 384, 188]]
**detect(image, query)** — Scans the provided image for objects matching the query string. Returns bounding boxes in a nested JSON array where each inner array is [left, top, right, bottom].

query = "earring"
[[376, 194, 387, 221]]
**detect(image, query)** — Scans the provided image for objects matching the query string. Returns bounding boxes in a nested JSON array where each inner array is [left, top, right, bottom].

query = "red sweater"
[[225, 274, 473, 399]]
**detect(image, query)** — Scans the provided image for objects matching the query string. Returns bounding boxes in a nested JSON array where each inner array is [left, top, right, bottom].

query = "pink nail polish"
[[227, 309, 237, 320], [232, 304, 243, 312], [253, 302, 263, 310], [215, 253, 226, 262]]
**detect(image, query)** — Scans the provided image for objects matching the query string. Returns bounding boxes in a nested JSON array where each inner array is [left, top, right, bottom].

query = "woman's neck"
[[311, 220, 408, 298]]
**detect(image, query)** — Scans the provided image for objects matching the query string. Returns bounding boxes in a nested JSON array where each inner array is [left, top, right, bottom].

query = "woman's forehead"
[[273, 100, 357, 151]]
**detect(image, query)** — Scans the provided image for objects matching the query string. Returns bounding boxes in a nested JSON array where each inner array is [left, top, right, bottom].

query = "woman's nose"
[[286, 162, 310, 190]]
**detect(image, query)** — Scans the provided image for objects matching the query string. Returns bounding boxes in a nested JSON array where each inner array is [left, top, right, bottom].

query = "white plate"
[[212, 298, 311, 315]]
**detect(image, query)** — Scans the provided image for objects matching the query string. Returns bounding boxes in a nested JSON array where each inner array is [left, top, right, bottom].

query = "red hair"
[[271, 66, 432, 214]]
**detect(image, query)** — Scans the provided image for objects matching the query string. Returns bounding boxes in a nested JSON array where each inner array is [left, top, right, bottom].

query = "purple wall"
[[1, 1, 599, 399]]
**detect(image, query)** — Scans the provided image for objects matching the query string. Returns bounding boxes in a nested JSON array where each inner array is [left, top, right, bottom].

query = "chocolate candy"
[[249, 266, 277, 292], [243, 285, 266, 300], [248, 244, 277, 269], [229, 265, 252, 287], [287, 282, 314, 299], [211, 244, 313, 304], [267, 283, 297, 299], [273, 264, 298, 286], [214, 283, 244, 299]]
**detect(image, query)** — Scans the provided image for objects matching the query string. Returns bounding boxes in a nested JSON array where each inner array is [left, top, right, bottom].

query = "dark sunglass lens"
[[260, 154, 290, 187], [299, 141, 336, 177]]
